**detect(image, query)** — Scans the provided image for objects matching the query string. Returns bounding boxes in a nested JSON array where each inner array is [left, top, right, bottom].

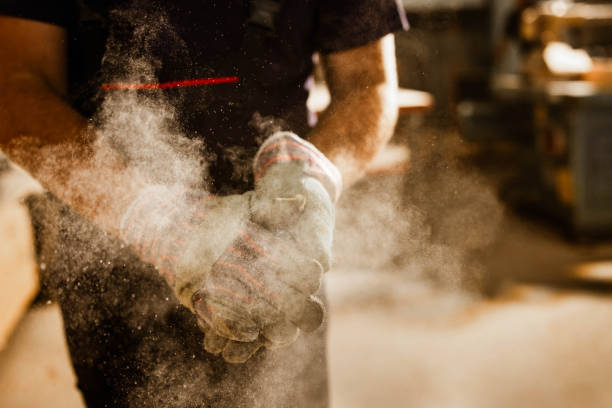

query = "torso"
[[68, 0, 319, 191]]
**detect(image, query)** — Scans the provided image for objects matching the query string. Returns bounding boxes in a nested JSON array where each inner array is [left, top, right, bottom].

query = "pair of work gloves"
[[120, 132, 342, 363]]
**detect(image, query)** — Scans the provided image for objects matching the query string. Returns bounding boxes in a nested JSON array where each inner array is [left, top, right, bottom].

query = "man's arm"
[[0, 16, 144, 233], [308, 34, 399, 187]]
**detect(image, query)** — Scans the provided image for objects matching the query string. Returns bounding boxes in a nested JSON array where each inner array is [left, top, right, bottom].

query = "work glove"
[[119, 186, 324, 362], [251, 131, 342, 274]]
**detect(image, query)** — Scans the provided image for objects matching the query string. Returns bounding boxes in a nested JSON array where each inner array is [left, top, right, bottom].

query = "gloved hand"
[[251, 131, 342, 273], [119, 186, 324, 362]]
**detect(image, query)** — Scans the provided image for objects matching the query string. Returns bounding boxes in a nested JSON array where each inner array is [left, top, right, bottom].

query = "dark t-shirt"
[[1, 0, 406, 190]]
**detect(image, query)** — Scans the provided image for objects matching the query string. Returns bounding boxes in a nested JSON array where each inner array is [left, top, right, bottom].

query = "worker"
[[0, 1, 407, 407]]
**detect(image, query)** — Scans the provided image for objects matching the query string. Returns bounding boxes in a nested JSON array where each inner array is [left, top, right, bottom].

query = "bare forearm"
[[308, 34, 399, 188], [0, 74, 144, 233], [308, 84, 397, 186]]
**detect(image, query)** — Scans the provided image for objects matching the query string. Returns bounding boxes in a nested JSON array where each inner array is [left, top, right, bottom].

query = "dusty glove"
[[119, 186, 324, 362], [251, 131, 342, 273]]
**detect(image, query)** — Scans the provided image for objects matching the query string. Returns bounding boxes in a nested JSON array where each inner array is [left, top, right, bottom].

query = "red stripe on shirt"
[[102, 76, 239, 90]]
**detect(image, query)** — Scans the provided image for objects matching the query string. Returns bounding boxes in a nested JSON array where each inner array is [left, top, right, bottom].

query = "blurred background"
[[3, 0, 612, 406]]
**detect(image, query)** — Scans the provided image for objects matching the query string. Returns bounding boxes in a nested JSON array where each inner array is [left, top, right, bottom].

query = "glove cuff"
[[253, 132, 343, 203]]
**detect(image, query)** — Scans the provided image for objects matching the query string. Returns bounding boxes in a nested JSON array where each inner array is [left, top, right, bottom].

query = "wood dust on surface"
[[328, 272, 612, 408], [327, 209, 612, 408]]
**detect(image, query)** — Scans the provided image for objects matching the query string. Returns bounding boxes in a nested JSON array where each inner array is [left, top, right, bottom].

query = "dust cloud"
[[18, 3, 509, 407], [21, 4, 327, 407], [333, 127, 504, 294]]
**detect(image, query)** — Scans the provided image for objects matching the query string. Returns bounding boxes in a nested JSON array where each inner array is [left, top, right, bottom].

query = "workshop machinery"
[[459, 0, 612, 238]]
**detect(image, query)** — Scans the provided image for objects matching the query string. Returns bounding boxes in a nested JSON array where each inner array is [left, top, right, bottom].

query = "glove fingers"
[[289, 202, 333, 272], [214, 222, 323, 298], [196, 317, 230, 355], [295, 295, 325, 332], [243, 278, 325, 332], [246, 228, 323, 295], [275, 255, 323, 295], [202, 279, 323, 335], [203, 330, 229, 355], [253, 220, 325, 293], [209, 302, 259, 342], [198, 316, 263, 362], [192, 294, 259, 342], [222, 338, 265, 364], [201, 221, 324, 338], [291, 230, 331, 274], [248, 298, 302, 345], [262, 319, 299, 348], [275, 289, 325, 332], [235, 276, 322, 332]]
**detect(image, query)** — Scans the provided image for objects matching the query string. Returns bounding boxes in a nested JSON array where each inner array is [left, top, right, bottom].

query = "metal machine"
[[459, 0, 612, 238]]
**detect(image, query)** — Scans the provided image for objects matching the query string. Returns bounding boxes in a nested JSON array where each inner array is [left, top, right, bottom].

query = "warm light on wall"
[[543, 41, 594, 76]]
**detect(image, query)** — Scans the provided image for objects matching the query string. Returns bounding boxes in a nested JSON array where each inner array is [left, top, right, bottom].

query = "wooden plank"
[[365, 144, 411, 176], [397, 88, 434, 113], [0, 200, 39, 350], [0, 164, 42, 350], [0, 305, 85, 408]]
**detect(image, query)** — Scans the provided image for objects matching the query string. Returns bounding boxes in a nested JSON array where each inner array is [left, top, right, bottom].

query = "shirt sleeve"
[[0, 0, 75, 27], [315, 0, 409, 54]]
